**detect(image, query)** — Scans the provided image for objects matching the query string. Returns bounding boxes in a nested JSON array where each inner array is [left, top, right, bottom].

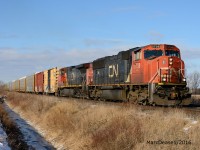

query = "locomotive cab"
[[132, 44, 186, 83], [135, 44, 191, 105]]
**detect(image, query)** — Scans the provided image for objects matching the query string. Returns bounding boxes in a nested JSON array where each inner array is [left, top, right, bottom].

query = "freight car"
[[26, 75, 35, 93], [19, 77, 26, 92], [44, 67, 58, 94], [8, 44, 192, 106], [11, 80, 15, 91], [7, 82, 12, 91], [14, 80, 20, 92], [35, 72, 44, 94]]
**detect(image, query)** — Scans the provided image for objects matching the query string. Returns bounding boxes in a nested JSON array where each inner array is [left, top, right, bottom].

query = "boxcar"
[[5, 83, 9, 91], [19, 77, 26, 92], [35, 72, 44, 93], [14, 80, 20, 91], [26, 75, 35, 92], [8, 81, 14, 91], [11, 80, 15, 91], [44, 67, 58, 94], [7, 82, 10, 91]]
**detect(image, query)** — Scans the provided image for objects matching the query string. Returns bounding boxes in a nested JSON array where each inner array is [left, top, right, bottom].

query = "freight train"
[[7, 44, 192, 106]]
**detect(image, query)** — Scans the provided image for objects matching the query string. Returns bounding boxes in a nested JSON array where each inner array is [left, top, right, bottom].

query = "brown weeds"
[[91, 116, 143, 150], [0, 104, 30, 150], [5, 92, 200, 150]]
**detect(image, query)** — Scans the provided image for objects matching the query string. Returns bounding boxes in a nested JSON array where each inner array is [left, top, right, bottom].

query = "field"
[[191, 95, 200, 105], [5, 92, 200, 150]]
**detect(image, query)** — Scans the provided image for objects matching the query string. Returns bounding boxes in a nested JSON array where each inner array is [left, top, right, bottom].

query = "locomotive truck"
[[7, 44, 192, 106]]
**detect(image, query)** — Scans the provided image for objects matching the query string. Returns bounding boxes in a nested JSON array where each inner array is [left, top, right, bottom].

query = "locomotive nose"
[[168, 57, 181, 68]]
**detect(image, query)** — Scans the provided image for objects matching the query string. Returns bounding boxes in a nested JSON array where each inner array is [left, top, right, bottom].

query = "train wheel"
[[142, 100, 148, 105], [127, 91, 138, 104], [152, 102, 156, 106]]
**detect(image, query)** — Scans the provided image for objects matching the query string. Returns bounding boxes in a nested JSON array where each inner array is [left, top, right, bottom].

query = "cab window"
[[144, 50, 163, 59], [134, 51, 141, 60], [165, 50, 180, 58]]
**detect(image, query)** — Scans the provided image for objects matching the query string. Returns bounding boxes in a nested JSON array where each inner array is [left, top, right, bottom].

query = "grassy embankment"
[[0, 104, 30, 150], [191, 95, 200, 105], [5, 92, 200, 150]]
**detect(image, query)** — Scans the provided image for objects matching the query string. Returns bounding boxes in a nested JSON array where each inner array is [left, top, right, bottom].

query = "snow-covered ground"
[[3, 103, 55, 150], [0, 122, 11, 150]]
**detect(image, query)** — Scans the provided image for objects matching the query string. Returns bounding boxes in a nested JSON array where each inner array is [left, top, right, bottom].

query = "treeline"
[[192, 89, 200, 95], [187, 71, 200, 95], [0, 81, 6, 95]]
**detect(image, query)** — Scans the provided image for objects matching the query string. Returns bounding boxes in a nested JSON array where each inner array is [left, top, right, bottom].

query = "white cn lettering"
[[108, 64, 118, 78]]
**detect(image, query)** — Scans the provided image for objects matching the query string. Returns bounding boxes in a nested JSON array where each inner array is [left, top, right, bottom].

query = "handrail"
[[148, 70, 159, 102], [148, 67, 185, 102], [148, 67, 169, 101]]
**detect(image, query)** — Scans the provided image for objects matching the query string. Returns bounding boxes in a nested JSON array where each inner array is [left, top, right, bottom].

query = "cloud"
[[180, 46, 200, 59], [112, 6, 141, 13], [1, 44, 199, 82], [84, 38, 124, 47], [146, 31, 164, 42], [88, 5, 141, 18], [0, 33, 18, 39], [0, 46, 121, 82], [147, 11, 168, 20], [174, 45, 200, 74]]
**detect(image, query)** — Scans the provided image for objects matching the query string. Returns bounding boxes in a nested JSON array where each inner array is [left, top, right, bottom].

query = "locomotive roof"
[[128, 47, 142, 52], [92, 46, 142, 69], [93, 46, 141, 62]]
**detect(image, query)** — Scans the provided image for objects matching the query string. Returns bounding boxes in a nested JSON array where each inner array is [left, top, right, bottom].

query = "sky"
[[0, 0, 200, 82]]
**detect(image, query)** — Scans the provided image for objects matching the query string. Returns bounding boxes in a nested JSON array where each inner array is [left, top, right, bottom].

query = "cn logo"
[[108, 64, 118, 78]]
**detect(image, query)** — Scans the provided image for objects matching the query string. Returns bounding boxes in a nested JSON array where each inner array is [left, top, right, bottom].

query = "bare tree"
[[188, 71, 200, 94], [0, 81, 6, 94]]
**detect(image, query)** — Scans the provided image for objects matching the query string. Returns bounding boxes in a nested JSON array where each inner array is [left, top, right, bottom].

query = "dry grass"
[[0, 81, 6, 95], [192, 95, 200, 105], [5, 92, 200, 150], [0, 104, 15, 130]]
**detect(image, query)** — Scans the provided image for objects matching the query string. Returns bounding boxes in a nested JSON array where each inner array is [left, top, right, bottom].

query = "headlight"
[[162, 77, 166, 82], [169, 58, 173, 65], [183, 78, 186, 82]]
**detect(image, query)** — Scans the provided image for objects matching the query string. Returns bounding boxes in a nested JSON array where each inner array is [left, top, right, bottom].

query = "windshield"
[[144, 50, 163, 59], [165, 50, 180, 58]]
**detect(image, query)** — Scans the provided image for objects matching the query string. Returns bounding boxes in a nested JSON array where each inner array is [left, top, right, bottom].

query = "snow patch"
[[3, 103, 55, 150], [91, 105, 97, 108], [191, 120, 198, 124], [183, 119, 198, 133], [0, 123, 11, 150]]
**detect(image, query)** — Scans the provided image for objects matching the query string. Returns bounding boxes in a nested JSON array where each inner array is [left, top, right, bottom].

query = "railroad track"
[[7, 92, 200, 115], [183, 106, 200, 112], [53, 95, 200, 117]]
